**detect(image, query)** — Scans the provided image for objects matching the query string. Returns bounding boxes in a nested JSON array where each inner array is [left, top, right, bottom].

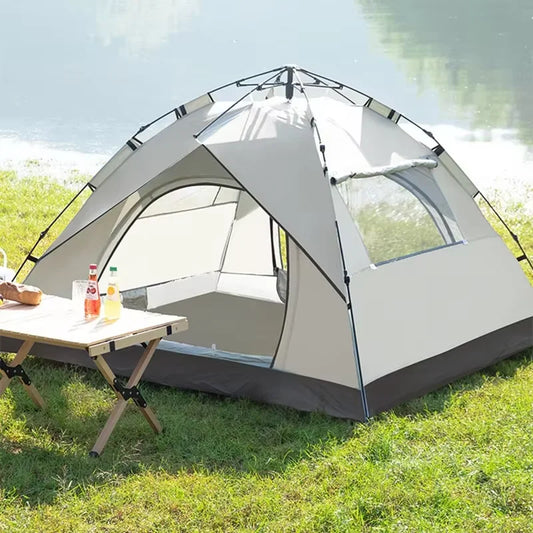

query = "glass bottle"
[[104, 266, 122, 320], [84, 263, 101, 319]]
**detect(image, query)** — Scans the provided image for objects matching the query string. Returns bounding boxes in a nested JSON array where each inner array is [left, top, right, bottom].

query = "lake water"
[[0, 0, 532, 203]]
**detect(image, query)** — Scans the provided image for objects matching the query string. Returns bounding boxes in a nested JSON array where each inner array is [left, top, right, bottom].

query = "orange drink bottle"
[[84, 263, 101, 318]]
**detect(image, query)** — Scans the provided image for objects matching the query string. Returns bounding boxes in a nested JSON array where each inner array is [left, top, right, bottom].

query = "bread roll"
[[0, 281, 43, 305]]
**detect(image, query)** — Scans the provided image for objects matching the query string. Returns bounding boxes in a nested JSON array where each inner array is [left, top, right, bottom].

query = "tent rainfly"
[[8, 66, 533, 420]]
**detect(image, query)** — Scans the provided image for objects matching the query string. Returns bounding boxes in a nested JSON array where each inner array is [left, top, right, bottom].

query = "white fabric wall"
[[221, 192, 273, 275], [140, 185, 219, 218], [273, 241, 359, 389], [216, 273, 280, 303], [147, 272, 219, 309], [27, 147, 238, 295], [431, 164, 497, 242], [47, 102, 234, 253], [349, 236, 533, 384], [203, 100, 345, 294], [107, 203, 237, 290], [330, 187, 371, 274], [215, 188, 240, 204], [90, 145, 134, 189], [309, 100, 434, 178], [438, 151, 478, 197], [25, 197, 136, 296]]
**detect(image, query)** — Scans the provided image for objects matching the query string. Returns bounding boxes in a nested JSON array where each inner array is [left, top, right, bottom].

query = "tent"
[[9, 66, 533, 420]]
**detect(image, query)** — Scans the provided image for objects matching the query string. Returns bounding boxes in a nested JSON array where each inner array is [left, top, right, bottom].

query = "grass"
[[0, 351, 531, 532], [0, 170, 90, 280], [1, 170, 533, 532], [477, 187, 533, 284]]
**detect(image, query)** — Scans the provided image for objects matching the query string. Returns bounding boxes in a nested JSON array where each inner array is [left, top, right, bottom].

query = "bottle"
[[104, 266, 122, 320], [84, 263, 101, 319]]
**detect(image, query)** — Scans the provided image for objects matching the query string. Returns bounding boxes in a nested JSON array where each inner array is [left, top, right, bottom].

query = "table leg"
[[89, 338, 162, 457], [90, 398, 128, 457], [22, 382, 46, 409], [140, 405, 162, 433], [0, 340, 44, 409]]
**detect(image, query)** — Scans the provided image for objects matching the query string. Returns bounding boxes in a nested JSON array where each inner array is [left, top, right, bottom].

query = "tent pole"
[[477, 191, 533, 272], [295, 71, 370, 421], [13, 183, 90, 281], [207, 66, 286, 94], [335, 222, 370, 422], [194, 68, 289, 139]]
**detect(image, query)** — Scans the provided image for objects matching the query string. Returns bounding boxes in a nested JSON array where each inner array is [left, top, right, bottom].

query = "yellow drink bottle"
[[104, 266, 122, 320]]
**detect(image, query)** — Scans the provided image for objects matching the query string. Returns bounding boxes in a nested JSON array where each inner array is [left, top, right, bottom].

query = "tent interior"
[[101, 184, 288, 365]]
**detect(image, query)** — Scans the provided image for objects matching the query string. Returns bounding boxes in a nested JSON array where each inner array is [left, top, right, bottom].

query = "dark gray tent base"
[[366, 317, 533, 416], [1, 317, 531, 420]]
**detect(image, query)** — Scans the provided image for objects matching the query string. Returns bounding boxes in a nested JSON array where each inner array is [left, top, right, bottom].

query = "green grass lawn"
[[1, 170, 532, 532]]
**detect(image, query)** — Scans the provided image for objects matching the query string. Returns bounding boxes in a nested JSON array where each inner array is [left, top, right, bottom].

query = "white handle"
[[333, 158, 438, 185]]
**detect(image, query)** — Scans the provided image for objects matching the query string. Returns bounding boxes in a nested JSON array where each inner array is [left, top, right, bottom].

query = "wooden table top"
[[0, 294, 188, 356]]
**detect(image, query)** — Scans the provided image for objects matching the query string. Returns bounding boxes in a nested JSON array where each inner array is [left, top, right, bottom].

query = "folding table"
[[0, 294, 188, 456]]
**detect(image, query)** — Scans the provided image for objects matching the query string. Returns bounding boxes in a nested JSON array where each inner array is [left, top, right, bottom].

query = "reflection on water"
[[92, 0, 200, 57], [357, 0, 533, 144], [0, 0, 531, 201]]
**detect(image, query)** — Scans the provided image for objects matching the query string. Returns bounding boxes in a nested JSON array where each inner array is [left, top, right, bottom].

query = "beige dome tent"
[[12, 66, 533, 420]]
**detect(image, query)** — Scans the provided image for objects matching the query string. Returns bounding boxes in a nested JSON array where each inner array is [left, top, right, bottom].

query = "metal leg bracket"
[[0, 358, 32, 385], [112, 378, 147, 408]]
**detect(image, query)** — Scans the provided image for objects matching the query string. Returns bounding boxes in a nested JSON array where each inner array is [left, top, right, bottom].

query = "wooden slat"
[[92, 355, 119, 391], [125, 338, 160, 388], [87, 322, 187, 357], [23, 383, 45, 409], [90, 398, 128, 456], [140, 405, 162, 433]]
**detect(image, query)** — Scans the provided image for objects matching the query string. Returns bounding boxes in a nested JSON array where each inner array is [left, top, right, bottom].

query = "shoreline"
[[0, 134, 110, 182], [1, 127, 531, 210]]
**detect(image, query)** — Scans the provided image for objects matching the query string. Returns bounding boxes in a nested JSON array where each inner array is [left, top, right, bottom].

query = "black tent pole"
[[294, 66, 370, 420], [477, 191, 533, 272], [13, 183, 90, 281]]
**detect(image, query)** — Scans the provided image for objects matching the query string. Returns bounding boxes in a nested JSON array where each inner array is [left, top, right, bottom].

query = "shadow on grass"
[[1, 348, 531, 505], [0, 357, 354, 505]]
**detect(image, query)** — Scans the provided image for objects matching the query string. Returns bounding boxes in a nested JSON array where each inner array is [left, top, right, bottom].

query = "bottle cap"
[[89, 263, 97, 269], [110, 266, 117, 272]]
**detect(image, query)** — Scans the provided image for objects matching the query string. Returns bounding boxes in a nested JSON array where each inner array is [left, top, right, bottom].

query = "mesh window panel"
[[338, 175, 448, 264]]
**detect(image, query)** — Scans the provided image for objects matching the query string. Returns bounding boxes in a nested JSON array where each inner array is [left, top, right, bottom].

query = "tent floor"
[[152, 290, 285, 358], [158, 339, 272, 367]]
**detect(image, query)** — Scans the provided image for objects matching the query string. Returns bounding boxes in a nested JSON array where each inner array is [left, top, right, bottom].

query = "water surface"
[[0, 0, 531, 195]]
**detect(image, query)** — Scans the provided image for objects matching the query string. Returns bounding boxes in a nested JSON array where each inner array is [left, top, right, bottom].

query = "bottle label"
[[86, 280, 99, 301], [107, 285, 120, 302]]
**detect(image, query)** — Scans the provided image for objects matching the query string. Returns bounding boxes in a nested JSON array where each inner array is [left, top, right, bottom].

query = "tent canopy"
[[16, 65, 533, 421]]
